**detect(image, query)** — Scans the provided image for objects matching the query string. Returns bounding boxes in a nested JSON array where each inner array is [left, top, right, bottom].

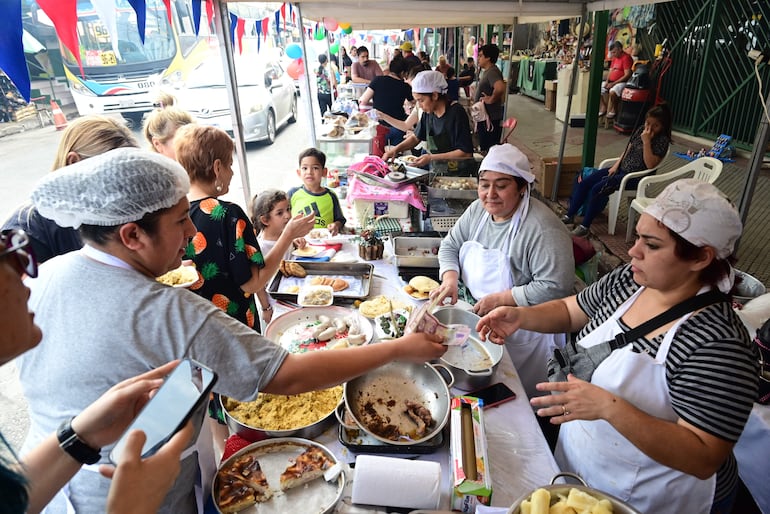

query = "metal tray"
[[393, 236, 442, 268], [267, 261, 373, 302], [338, 424, 446, 454], [427, 177, 478, 200], [348, 165, 431, 190]]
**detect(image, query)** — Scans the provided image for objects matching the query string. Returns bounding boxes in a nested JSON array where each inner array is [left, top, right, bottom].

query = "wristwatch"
[[57, 417, 102, 465]]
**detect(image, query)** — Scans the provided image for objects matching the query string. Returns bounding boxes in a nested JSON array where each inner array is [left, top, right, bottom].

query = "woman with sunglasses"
[[0, 229, 193, 514]]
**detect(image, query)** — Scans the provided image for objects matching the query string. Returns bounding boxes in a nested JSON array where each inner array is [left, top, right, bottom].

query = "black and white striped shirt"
[[576, 264, 759, 500]]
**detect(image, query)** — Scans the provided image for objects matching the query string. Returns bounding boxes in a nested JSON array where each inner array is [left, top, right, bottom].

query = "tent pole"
[[735, 88, 770, 252], [213, 0, 251, 204], [552, 4, 588, 201], [296, 4, 318, 147]]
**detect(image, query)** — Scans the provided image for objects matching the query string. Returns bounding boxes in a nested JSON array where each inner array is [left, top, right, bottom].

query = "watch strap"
[[56, 417, 102, 465]]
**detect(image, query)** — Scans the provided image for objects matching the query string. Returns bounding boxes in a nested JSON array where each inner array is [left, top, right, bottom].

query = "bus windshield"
[[66, 0, 176, 68]]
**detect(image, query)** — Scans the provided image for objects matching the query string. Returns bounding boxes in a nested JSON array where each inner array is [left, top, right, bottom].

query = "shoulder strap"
[[612, 289, 729, 349]]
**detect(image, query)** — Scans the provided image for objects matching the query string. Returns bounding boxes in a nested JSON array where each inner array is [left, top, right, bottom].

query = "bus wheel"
[[288, 95, 297, 123], [122, 112, 145, 129], [265, 110, 276, 145]]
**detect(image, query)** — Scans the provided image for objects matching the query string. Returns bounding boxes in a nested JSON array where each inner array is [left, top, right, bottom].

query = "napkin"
[[351, 455, 441, 510]]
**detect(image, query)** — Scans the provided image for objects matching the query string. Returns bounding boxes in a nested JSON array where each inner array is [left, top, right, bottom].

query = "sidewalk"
[[0, 102, 79, 139], [504, 93, 770, 289]]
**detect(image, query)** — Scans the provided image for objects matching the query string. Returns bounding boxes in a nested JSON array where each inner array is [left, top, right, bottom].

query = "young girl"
[[250, 189, 309, 326]]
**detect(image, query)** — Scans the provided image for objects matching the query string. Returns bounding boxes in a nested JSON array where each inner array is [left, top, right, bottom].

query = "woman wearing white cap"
[[382, 70, 473, 169], [476, 179, 759, 514], [433, 143, 575, 399], [17, 148, 447, 512]]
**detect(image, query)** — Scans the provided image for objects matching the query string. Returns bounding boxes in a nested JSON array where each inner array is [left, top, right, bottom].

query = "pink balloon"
[[287, 59, 304, 80], [324, 17, 338, 32]]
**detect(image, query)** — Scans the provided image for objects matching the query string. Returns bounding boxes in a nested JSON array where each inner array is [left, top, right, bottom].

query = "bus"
[[62, 0, 211, 125]]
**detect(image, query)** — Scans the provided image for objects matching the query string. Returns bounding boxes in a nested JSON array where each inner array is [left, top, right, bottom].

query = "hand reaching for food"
[[285, 212, 315, 240]]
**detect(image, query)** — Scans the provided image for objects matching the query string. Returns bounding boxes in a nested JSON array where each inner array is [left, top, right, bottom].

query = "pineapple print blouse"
[[187, 197, 265, 330]]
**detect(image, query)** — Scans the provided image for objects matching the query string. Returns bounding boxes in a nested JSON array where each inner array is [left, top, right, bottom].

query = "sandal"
[[606, 111, 616, 119], [598, 111, 606, 117]]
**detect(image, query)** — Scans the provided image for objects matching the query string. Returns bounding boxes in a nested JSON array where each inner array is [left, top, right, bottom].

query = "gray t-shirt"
[[438, 197, 575, 306], [18, 250, 288, 513], [474, 64, 505, 121]]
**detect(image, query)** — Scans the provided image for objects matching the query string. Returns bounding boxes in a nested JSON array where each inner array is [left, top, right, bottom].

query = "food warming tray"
[[393, 236, 443, 268], [338, 425, 446, 454], [267, 261, 374, 302]]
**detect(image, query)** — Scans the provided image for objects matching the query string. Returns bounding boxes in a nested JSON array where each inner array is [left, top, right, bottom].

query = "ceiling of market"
[[224, 0, 672, 28]]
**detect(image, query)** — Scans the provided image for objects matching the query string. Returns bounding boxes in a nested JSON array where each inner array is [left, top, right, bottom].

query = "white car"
[[173, 58, 297, 144]]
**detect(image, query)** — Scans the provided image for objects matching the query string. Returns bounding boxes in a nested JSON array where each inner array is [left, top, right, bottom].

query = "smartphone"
[[467, 382, 517, 409], [109, 359, 217, 464]]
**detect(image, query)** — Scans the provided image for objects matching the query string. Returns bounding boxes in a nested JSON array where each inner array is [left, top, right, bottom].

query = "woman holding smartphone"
[[0, 229, 193, 514]]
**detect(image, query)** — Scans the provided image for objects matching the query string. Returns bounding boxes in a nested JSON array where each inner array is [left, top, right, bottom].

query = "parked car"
[[172, 58, 297, 144]]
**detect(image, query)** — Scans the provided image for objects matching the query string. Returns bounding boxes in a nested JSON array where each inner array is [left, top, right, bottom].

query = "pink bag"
[[471, 101, 492, 132], [347, 155, 390, 178]]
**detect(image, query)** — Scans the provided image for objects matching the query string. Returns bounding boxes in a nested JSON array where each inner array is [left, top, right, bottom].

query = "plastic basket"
[[430, 216, 460, 232]]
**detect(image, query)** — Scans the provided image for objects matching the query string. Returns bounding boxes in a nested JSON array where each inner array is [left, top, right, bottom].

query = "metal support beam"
[[213, 0, 251, 204], [553, 5, 589, 201], [296, 3, 317, 147], [736, 89, 770, 252], [583, 10, 609, 168]]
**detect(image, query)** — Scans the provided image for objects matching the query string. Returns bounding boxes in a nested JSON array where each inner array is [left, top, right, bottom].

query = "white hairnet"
[[411, 71, 448, 94], [32, 147, 190, 228], [479, 144, 535, 183], [644, 179, 741, 260]]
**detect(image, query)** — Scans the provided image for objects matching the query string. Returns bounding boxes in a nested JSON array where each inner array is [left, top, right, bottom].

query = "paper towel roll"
[[351, 455, 442, 509]]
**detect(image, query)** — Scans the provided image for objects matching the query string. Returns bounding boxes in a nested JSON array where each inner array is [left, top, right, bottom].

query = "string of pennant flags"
[[0, 0, 418, 103]]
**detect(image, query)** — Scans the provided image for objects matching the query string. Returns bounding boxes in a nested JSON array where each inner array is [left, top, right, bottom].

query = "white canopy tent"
[[213, 0, 672, 201]]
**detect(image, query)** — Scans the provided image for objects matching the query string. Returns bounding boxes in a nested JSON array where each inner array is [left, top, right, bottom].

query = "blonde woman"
[[2, 115, 138, 262], [143, 100, 194, 159]]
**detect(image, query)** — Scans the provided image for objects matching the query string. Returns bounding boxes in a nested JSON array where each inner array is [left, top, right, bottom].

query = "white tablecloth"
[[735, 403, 770, 514], [272, 238, 560, 511]]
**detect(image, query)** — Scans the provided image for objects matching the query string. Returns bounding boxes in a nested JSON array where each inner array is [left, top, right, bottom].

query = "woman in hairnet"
[[432, 143, 575, 399], [476, 179, 759, 514], [382, 70, 473, 169], [17, 148, 447, 513]]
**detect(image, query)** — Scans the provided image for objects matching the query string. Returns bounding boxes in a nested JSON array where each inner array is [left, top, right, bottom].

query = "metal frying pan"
[[343, 361, 453, 445]]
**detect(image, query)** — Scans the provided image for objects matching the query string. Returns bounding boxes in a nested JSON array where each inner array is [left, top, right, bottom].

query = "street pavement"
[[0, 101, 315, 451]]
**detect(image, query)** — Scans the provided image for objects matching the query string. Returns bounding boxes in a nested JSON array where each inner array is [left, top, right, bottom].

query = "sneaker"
[[571, 225, 589, 237], [598, 111, 606, 117], [560, 214, 574, 224], [606, 111, 616, 119]]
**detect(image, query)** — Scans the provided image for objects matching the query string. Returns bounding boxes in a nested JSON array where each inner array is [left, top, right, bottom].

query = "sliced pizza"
[[279, 446, 334, 491], [216, 453, 272, 512]]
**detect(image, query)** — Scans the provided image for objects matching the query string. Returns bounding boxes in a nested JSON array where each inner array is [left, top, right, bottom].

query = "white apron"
[[459, 208, 563, 400], [555, 287, 716, 514], [43, 246, 216, 514]]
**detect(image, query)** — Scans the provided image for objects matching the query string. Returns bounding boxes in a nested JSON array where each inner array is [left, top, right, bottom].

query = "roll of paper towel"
[[351, 455, 442, 509]]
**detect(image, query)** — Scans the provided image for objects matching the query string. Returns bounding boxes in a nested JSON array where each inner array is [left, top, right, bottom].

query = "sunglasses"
[[0, 229, 38, 278]]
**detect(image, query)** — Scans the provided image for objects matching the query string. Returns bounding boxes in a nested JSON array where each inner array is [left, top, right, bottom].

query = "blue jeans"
[[566, 168, 639, 228]]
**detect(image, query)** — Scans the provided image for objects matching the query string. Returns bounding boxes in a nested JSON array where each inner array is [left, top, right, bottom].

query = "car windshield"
[[186, 60, 271, 89]]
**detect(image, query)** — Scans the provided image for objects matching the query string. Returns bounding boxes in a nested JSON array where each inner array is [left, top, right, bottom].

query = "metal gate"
[[651, 0, 770, 149]]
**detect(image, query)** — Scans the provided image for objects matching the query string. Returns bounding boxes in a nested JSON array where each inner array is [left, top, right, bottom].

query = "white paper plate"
[[292, 246, 321, 258], [156, 265, 199, 288]]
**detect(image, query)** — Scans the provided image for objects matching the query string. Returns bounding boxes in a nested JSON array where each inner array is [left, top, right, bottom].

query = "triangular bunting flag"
[[192, 0, 201, 35], [236, 17, 245, 54], [261, 18, 269, 41], [127, 0, 147, 43], [36, 0, 83, 76], [275, 10, 281, 37], [0, 0, 31, 100]]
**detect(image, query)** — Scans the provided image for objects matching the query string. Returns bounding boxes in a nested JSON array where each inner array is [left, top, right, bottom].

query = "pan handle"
[[464, 367, 493, 377], [431, 363, 455, 388], [550, 472, 588, 486], [334, 402, 360, 430]]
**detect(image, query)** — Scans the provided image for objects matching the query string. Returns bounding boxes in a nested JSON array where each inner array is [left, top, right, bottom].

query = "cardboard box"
[[545, 90, 557, 112], [545, 79, 557, 92], [353, 199, 409, 219], [450, 397, 492, 512], [536, 155, 582, 198]]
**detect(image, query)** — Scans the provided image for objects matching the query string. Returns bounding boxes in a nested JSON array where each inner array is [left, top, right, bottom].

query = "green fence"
[[650, 0, 770, 149]]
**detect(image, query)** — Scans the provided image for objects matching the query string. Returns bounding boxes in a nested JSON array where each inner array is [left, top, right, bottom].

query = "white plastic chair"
[[600, 148, 669, 235], [625, 156, 723, 241]]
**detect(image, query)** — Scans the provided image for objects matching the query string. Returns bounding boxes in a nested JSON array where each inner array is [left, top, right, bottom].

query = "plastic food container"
[[298, 285, 334, 307]]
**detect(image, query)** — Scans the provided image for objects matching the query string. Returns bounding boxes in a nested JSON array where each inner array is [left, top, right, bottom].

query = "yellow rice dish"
[[224, 386, 343, 430]]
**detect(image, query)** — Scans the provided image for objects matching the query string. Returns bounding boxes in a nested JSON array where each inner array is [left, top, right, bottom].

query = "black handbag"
[[548, 290, 729, 382]]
